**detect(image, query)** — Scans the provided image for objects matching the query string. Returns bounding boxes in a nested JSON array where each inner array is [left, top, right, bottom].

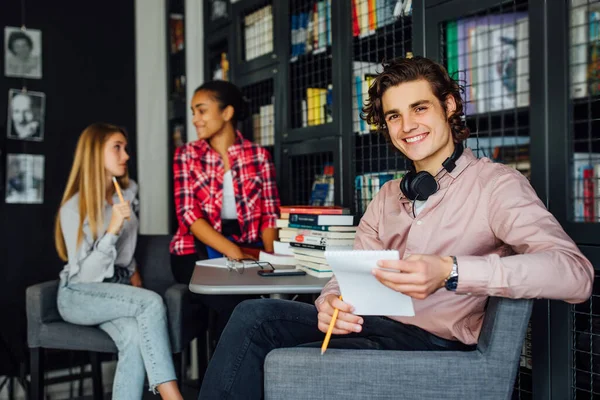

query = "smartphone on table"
[[257, 269, 307, 277]]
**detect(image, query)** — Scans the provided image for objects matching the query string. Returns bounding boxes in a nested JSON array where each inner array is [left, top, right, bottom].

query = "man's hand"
[[373, 254, 453, 300], [130, 270, 143, 288], [316, 294, 363, 335]]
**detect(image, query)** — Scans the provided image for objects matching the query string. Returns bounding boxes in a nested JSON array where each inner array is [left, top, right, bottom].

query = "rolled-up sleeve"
[[259, 149, 280, 231], [173, 146, 205, 230], [60, 207, 119, 283], [457, 168, 594, 303]]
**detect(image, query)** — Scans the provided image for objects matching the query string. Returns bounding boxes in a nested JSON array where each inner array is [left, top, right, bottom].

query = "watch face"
[[446, 276, 458, 291]]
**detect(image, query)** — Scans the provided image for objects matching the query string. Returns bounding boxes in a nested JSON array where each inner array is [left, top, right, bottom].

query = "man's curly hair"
[[362, 56, 470, 143]]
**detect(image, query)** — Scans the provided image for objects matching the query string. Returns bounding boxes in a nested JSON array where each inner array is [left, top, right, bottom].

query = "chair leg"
[[197, 335, 208, 383], [29, 348, 43, 400], [89, 352, 103, 400]]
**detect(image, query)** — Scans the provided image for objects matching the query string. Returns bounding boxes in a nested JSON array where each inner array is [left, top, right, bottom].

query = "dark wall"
[[0, 1, 137, 373]]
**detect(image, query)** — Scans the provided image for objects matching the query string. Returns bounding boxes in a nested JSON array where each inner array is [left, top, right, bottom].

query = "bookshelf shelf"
[[230, 0, 280, 78], [352, 19, 412, 64], [289, 46, 332, 64], [284, 123, 337, 144]]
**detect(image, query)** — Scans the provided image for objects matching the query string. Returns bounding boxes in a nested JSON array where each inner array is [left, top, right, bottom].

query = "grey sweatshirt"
[[58, 180, 139, 284]]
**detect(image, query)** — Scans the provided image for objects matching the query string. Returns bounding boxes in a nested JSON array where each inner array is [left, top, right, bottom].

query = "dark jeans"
[[198, 298, 476, 400], [170, 253, 256, 342]]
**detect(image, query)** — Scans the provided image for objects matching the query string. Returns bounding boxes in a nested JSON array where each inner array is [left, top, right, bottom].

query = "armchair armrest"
[[264, 348, 508, 400], [26, 280, 61, 348]]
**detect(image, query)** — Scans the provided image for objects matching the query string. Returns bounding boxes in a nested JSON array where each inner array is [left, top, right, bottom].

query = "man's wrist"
[[444, 256, 459, 291], [440, 256, 454, 288]]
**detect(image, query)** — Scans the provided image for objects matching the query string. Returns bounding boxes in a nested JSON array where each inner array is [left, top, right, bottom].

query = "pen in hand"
[[321, 295, 343, 355], [112, 176, 130, 220]]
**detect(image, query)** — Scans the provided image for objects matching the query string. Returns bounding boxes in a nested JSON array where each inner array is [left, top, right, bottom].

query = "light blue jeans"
[[57, 280, 177, 399]]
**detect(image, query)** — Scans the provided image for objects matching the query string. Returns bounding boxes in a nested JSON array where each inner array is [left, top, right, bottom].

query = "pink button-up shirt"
[[318, 148, 594, 345]]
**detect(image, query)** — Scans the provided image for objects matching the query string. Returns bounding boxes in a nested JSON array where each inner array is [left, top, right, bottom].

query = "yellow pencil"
[[112, 176, 130, 220], [321, 295, 343, 355]]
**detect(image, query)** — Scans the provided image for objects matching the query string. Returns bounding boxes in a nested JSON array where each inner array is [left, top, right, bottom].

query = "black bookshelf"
[[205, 1, 600, 397], [231, 0, 279, 77]]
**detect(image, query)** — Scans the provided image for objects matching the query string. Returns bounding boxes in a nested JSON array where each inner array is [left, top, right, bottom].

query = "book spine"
[[584, 166, 595, 222], [290, 242, 326, 251], [289, 213, 319, 225], [288, 222, 330, 231], [280, 207, 348, 215]]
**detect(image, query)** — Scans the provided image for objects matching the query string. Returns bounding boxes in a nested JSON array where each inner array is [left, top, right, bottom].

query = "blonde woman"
[[54, 123, 183, 400]]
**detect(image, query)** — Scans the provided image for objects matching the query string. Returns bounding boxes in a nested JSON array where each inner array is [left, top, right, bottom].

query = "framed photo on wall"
[[4, 26, 42, 79], [7, 89, 45, 141], [5, 154, 44, 204]]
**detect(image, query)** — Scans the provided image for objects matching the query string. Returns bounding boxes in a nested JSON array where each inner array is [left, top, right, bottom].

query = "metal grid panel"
[[438, 1, 532, 398], [240, 79, 275, 147], [287, 152, 335, 206], [289, 0, 333, 129], [441, 0, 531, 180], [242, 2, 273, 61], [351, 0, 413, 216], [573, 272, 600, 398], [569, 0, 600, 223]]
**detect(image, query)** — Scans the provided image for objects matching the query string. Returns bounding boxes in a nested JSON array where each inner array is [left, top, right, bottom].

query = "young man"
[[198, 56, 594, 399]]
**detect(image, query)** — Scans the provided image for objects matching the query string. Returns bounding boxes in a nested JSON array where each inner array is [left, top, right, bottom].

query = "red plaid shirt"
[[170, 131, 280, 256]]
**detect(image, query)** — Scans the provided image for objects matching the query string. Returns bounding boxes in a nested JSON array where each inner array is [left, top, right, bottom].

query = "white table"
[[188, 260, 328, 299]]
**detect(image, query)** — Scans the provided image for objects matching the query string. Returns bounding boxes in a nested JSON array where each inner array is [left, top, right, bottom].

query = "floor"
[[75, 383, 199, 399]]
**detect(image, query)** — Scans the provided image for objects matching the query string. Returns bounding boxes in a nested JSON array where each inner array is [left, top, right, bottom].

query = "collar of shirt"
[[192, 130, 250, 159], [398, 147, 478, 204]]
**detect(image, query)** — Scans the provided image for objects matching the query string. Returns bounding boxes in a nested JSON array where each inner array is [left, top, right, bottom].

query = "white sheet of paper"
[[195, 257, 229, 268], [324, 250, 415, 316]]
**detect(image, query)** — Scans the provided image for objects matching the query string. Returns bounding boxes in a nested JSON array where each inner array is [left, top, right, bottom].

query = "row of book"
[[573, 0, 600, 97], [445, 13, 530, 115], [303, 85, 333, 127], [267, 205, 356, 278], [244, 5, 273, 61], [355, 170, 406, 214], [574, 152, 600, 222], [290, 0, 332, 59], [351, 0, 411, 38], [353, 61, 379, 134], [251, 102, 275, 146], [309, 164, 335, 207]]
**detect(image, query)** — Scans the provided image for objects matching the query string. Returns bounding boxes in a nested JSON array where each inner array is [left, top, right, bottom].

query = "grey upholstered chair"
[[264, 297, 533, 400], [26, 234, 207, 400]]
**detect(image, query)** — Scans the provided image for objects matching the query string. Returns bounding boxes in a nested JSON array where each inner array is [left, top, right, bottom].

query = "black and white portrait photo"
[[7, 89, 45, 141], [5, 154, 45, 204], [4, 26, 42, 79]]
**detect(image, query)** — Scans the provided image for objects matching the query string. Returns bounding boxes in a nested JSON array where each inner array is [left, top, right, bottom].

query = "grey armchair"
[[26, 234, 207, 400], [264, 297, 533, 400]]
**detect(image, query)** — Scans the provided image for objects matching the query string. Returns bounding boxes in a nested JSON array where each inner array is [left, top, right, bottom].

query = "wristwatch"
[[444, 256, 459, 291]]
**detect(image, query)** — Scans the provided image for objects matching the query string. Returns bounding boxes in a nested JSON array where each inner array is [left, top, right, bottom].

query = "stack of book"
[[276, 206, 356, 278]]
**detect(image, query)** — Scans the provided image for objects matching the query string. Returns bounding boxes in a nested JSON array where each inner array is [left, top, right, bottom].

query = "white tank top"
[[221, 170, 237, 219]]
